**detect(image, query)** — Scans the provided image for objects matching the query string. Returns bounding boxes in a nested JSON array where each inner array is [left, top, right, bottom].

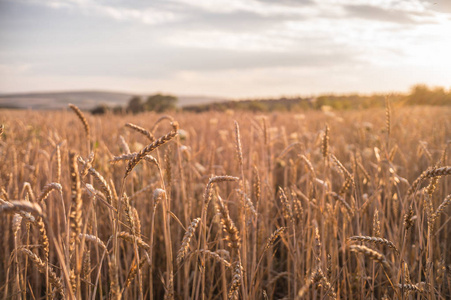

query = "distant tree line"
[[90, 84, 450, 114], [91, 93, 178, 115], [183, 84, 451, 113]]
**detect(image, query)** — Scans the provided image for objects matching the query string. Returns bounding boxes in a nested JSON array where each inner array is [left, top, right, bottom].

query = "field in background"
[[0, 105, 450, 299]]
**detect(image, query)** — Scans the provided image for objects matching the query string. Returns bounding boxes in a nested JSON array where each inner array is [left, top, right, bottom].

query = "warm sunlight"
[[1, 2, 450, 300]]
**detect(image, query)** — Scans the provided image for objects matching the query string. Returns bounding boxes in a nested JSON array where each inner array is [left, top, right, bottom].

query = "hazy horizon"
[[1, 0, 451, 99]]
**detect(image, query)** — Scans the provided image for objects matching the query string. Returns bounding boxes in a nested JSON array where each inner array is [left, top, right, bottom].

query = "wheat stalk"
[[203, 175, 239, 209], [119, 135, 131, 154], [151, 115, 174, 132], [297, 267, 337, 299], [235, 189, 257, 217], [385, 97, 391, 145], [321, 125, 329, 159], [22, 182, 35, 202], [108, 254, 120, 300], [327, 192, 353, 215]]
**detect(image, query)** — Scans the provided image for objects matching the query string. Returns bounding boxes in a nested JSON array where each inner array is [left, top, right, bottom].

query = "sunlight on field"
[[0, 105, 450, 299]]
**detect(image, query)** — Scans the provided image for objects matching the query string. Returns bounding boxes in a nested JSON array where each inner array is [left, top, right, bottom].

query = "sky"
[[0, 0, 450, 99]]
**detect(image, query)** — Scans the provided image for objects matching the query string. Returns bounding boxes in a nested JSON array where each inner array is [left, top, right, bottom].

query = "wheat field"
[[0, 104, 450, 299]]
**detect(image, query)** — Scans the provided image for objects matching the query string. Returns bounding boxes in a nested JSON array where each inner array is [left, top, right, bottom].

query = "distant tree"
[[247, 101, 267, 112], [91, 104, 109, 115], [145, 94, 178, 112], [127, 96, 144, 114], [408, 84, 430, 105], [113, 105, 125, 115]]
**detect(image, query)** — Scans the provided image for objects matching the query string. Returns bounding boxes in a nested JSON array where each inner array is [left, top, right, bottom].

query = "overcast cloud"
[[0, 0, 450, 98]]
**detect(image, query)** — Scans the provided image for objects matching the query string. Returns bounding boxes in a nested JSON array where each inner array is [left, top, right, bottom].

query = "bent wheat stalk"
[[20, 248, 65, 298], [349, 236, 399, 255], [407, 166, 451, 196]]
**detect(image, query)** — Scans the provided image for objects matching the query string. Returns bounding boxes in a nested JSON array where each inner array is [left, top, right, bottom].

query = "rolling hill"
[[0, 91, 226, 110]]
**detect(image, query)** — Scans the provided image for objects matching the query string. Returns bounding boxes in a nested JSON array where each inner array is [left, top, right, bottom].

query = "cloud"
[[424, 0, 451, 13], [16, 42, 359, 80], [343, 4, 419, 24], [254, 0, 314, 7], [1, 0, 451, 97], [17, 0, 183, 25]]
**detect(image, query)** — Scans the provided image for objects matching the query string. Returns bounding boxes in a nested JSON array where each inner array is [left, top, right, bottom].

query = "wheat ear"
[[433, 193, 451, 220], [125, 256, 148, 288], [408, 166, 451, 196], [12, 214, 23, 237], [216, 196, 241, 252], [349, 236, 399, 255], [20, 248, 65, 298], [125, 123, 154, 141], [151, 115, 175, 132], [228, 261, 242, 300], [328, 192, 353, 215], [37, 217, 49, 261], [56, 143, 61, 183], [37, 183, 62, 203], [124, 121, 179, 178], [69, 103, 90, 139], [0, 200, 44, 219], [194, 249, 232, 268], [87, 167, 114, 206], [203, 176, 239, 209], [349, 245, 391, 272], [117, 231, 150, 251], [373, 209, 381, 237], [79, 233, 107, 251], [177, 217, 201, 265], [68, 151, 82, 253], [397, 282, 426, 293]]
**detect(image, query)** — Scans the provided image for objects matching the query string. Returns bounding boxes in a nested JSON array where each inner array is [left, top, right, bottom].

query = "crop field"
[[0, 105, 450, 299]]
